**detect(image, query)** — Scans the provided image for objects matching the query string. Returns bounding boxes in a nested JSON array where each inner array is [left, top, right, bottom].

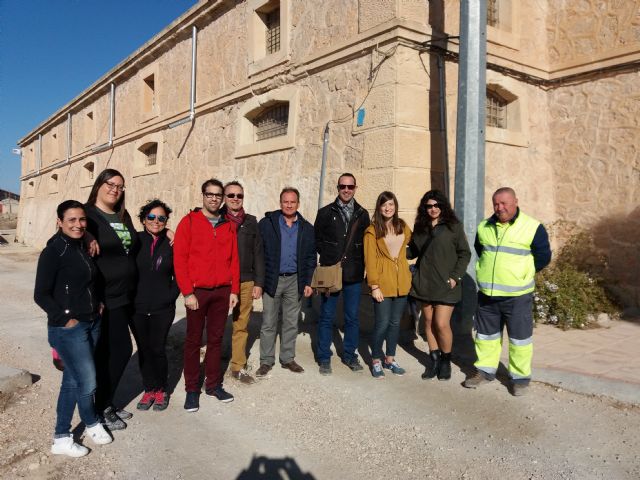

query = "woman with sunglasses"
[[409, 190, 470, 380], [35, 200, 113, 457], [85, 169, 139, 430], [133, 199, 179, 411], [364, 191, 412, 379]]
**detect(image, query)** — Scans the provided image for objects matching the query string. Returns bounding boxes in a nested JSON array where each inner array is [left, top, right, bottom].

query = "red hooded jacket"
[[173, 209, 240, 295]]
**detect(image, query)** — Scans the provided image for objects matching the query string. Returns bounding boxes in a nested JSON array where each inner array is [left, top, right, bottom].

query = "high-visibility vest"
[[475, 211, 540, 297]]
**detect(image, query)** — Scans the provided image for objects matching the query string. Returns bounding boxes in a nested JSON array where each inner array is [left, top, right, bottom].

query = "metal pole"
[[317, 123, 330, 210], [454, 0, 487, 279], [108, 83, 115, 144], [436, 53, 450, 198], [190, 25, 197, 118], [66, 112, 72, 162]]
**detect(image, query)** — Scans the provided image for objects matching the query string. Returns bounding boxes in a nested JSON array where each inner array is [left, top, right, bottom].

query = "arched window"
[[140, 142, 158, 166], [486, 90, 508, 129], [252, 103, 289, 141]]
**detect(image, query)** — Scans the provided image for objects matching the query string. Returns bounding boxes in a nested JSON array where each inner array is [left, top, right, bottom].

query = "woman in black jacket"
[[85, 169, 139, 430], [35, 200, 113, 457], [408, 190, 471, 381], [133, 199, 179, 411]]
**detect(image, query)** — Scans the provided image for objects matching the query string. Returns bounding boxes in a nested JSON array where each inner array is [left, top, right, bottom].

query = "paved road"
[[0, 245, 638, 480]]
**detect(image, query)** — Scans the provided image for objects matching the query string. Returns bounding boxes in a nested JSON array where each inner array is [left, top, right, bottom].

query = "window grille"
[[143, 144, 158, 166], [487, 0, 499, 27], [255, 104, 288, 141], [265, 8, 281, 54], [486, 91, 507, 129]]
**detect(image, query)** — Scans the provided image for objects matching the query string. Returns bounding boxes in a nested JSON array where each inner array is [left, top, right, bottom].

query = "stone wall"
[[549, 70, 640, 308]]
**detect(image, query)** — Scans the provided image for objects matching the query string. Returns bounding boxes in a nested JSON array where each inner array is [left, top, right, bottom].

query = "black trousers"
[[132, 308, 175, 392], [95, 305, 133, 411]]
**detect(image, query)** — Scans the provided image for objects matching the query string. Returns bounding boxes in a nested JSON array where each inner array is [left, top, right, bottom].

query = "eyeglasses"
[[338, 184, 356, 190], [105, 181, 125, 192], [146, 214, 168, 223], [426, 203, 443, 210], [203, 192, 224, 199], [225, 193, 244, 199]]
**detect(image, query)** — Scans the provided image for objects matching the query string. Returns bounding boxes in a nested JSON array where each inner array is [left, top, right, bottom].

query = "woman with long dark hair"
[[133, 199, 179, 411], [364, 191, 412, 379], [35, 200, 113, 457], [409, 190, 470, 380], [85, 169, 138, 430]]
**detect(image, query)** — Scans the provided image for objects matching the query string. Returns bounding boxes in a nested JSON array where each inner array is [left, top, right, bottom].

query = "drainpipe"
[[436, 53, 450, 198], [92, 82, 116, 152], [169, 25, 198, 128], [317, 123, 330, 210], [66, 112, 72, 163]]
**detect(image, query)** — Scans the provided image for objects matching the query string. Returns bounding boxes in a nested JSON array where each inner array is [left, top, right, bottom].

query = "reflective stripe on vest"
[[475, 212, 540, 297]]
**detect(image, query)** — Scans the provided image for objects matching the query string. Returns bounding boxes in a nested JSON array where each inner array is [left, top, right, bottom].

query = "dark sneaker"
[[136, 391, 155, 411], [102, 406, 127, 430], [153, 390, 170, 411], [231, 369, 256, 385], [184, 391, 200, 412], [319, 362, 332, 376], [342, 358, 364, 372], [115, 408, 133, 420], [255, 364, 272, 378], [463, 370, 493, 389], [371, 361, 385, 379], [382, 360, 406, 376], [206, 385, 234, 403], [511, 383, 529, 397]]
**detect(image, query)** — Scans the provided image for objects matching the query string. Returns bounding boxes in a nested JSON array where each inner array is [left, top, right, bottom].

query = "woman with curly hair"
[[409, 190, 470, 380], [364, 191, 412, 379], [133, 199, 179, 411]]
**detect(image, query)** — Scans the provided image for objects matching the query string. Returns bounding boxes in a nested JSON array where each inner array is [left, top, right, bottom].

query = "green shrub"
[[533, 224, 619, 329]]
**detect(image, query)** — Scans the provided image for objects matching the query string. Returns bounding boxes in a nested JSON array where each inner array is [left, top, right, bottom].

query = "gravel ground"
[[1, 246, 639, 480]]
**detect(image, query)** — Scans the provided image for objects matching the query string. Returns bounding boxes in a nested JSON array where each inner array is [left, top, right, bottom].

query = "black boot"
[[422, 350, 441, 379], [438, 352, 452, 380]]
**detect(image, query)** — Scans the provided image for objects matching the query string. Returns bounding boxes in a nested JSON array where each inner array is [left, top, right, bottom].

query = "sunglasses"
[[203, 192, 224, 199], [146, 214, 168, 223], [338, 184, 356, 190], [225, 193, 244, 199], [105, 180, 125, 192], [426, 203, 443, 210]]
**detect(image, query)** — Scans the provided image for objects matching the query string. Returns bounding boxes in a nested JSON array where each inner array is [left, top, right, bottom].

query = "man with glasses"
[[313, 173, 370, 375], [255, 188, 316, 378], [221, 181, 264, 385], [463, 187, 551, 396], [173, 178, 240, 412]]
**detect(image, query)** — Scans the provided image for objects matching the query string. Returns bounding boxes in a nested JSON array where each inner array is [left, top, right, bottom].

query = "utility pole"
[[453, 1, 487, 335]]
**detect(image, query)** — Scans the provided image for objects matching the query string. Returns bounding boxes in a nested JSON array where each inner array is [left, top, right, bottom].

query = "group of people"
[[34, 169, 551, 458]]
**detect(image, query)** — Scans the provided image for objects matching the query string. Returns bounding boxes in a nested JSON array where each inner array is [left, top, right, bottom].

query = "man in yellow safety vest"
[[463, 187, 551, 396]]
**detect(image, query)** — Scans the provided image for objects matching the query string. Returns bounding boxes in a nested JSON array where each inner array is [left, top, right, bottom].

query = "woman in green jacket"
[[409, 190, 470, 380]]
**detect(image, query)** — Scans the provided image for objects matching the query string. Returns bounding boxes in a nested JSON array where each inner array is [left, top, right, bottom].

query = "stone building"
[[16, 0, 640, 307]]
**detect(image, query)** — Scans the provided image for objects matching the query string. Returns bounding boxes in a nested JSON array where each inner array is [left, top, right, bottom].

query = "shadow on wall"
[[236, 455, 315, 480], [591, 206, 640, 314]]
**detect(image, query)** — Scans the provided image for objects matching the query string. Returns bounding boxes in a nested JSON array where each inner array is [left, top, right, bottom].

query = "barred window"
[[142, 143, 158, 166], [84, 161, 95, 180], [265, 8, 280, 55], [254, 104, 289, 141], [486, 91, 507, 129], [487, 0, 499, 27]]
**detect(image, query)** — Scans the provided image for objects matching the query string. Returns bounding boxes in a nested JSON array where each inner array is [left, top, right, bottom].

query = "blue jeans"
[[371, 296, 408, 360], [317, 281, 362, 363], [48, 319, 101, 437]]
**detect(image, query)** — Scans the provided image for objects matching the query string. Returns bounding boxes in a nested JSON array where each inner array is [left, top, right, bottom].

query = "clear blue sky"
[[0, 0, 197, 194]]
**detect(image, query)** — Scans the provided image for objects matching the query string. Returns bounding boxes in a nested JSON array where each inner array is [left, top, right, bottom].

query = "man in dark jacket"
[[314, 173, 370, 375], [223, 181, 265, 385], [255, 188, 316, 377]]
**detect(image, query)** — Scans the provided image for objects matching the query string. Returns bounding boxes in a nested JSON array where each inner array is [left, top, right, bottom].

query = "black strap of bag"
[[339, 214, 361, 265]]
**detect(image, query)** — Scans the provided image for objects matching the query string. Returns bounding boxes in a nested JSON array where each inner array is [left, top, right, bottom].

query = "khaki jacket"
[[364, 223, 412, 297]]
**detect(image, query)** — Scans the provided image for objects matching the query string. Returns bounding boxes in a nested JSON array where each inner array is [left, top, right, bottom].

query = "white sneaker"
[[51, 436, 89, 457], [86, 423, 113, 445]]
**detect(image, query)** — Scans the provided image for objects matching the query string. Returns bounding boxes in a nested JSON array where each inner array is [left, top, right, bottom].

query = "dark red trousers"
[[183, 286, 230, 392]]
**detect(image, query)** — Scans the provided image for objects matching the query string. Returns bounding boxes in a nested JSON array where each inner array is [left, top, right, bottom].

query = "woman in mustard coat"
[[364, 191, 412, 379]]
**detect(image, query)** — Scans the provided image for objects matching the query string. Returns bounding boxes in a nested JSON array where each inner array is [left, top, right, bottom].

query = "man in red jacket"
[[173, 178, 240, 412]]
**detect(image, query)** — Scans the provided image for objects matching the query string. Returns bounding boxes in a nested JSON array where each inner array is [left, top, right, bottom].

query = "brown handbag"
[[311, 215, 360, 294]]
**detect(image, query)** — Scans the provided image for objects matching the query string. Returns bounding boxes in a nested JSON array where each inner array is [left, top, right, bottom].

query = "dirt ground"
[[0, 245, 639, 480]]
